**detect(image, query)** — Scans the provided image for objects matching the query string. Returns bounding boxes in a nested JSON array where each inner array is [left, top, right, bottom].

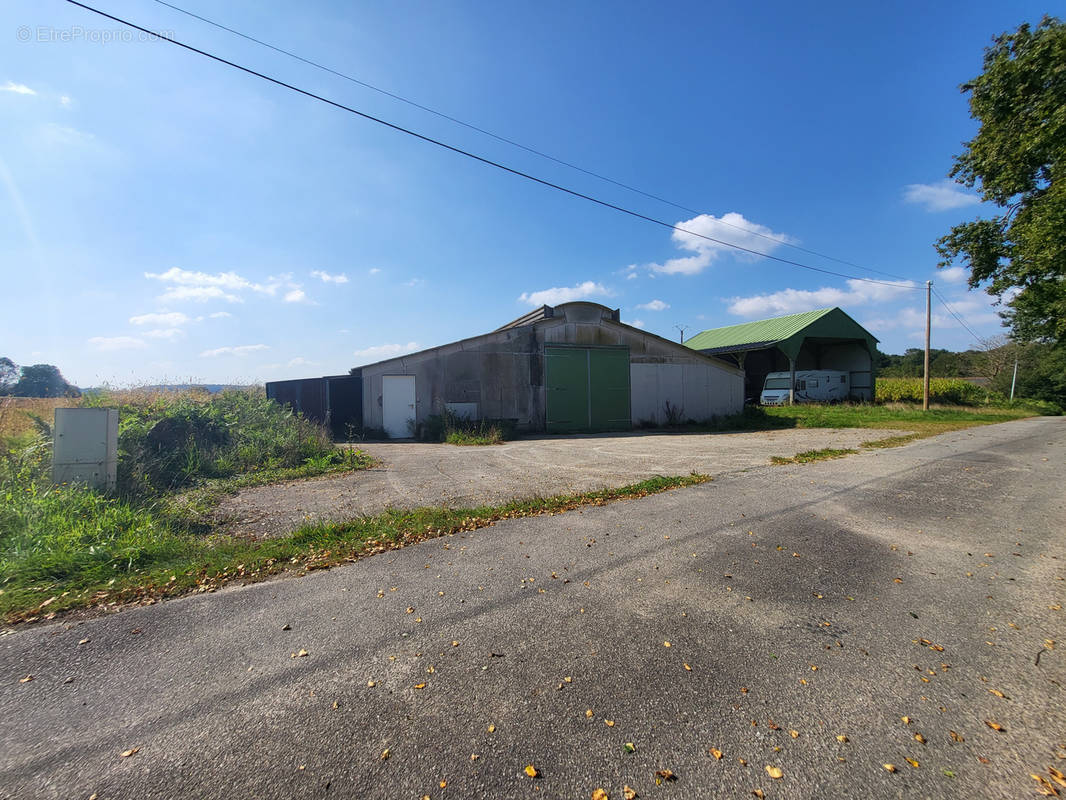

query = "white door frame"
[[382, 375, 416, 438]]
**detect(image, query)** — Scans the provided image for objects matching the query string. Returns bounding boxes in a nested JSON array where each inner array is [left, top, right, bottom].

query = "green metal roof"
[[685, 307, 878, 361]]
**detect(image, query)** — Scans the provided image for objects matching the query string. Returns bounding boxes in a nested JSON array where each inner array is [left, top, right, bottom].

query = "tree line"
[[0, 358, 80, 398]]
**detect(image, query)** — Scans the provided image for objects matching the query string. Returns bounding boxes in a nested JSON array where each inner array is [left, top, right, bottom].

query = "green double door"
[[545, 346, 631, 433]]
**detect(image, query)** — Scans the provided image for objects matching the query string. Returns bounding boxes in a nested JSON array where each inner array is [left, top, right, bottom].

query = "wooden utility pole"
[[923, 280, 932, 411]]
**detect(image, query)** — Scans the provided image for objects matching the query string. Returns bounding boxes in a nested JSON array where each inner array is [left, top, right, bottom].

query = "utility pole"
[[1009, 355, 1019, 401], [923, 280, 932, 411], [674, 324, 690, 344]]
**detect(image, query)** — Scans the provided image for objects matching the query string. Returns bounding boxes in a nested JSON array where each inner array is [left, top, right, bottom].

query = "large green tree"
[[936, 16, 1066, 344], [11, 364, 80, 398]]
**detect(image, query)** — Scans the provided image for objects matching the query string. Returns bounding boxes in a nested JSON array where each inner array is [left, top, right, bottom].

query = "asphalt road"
[[2, 417, 1064, 800]]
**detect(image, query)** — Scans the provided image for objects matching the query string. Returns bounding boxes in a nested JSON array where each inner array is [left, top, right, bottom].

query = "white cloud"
[[620, 264, 638, 280], [649, 212, 795, 276], [129, 311, 190, 327], [59, 95, 71, 106], [636, 299, 669, 311], [208, 311, 232, 319], [518, 280, 611, 307], [287, 357, 320, 367], [728, 278, 915, 318], [938, 265, 968, 284], [311, 270, 348, 284], [160, 286, 243, 304], [143, 328, 185, 341], [368, 268, 381, 275], [403, 277, 426, 288], [903, 180, 981, 212], [147, 267, 260, 291], [283, 288, 308, 303], [630, 319, 646, 329], [1, 82, 35, 96], [352, 342, 421, 364], [88, 336, 146, 351], [200, 344, 270, 357]]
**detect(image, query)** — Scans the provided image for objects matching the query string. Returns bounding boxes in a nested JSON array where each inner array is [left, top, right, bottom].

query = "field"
[[0, 396, 78, 441]]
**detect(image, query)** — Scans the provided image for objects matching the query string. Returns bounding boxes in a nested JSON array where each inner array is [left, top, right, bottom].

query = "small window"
[[808, 379, 819, 388], [796, 380, 806, 390], [841, 375, 847, 384]]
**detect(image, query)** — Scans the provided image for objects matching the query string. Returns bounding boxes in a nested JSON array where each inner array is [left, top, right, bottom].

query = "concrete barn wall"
[[817, 341, 874, 399], [359, 326, 542, 432], [359, 302, 743, 434]]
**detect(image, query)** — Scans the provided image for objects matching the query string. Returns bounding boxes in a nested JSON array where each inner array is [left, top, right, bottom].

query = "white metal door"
[[382, 375, 416, 438]]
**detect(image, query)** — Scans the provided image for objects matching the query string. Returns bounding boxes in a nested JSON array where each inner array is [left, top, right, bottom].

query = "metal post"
[[923, 280, 932, 411], [788, 357, 796, 406], [1009, 356, 1019, 401]]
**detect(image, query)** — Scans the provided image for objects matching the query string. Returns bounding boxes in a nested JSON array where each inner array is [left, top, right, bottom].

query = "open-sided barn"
[[684, 307, 878, 403]]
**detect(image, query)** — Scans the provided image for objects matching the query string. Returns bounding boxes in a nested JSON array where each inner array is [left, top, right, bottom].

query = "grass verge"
[[770, 448, 857, 465], [1, 473, 710, 624]]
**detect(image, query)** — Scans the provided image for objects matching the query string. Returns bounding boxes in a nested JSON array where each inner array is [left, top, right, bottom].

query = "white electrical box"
[[53, 408, 119, 491]]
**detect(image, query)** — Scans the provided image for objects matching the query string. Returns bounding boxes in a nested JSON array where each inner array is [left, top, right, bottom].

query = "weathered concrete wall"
[[359, 302, 744, 434], [817, 341, 874, 399]]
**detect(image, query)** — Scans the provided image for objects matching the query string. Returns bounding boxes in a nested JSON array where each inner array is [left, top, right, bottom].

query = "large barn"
[[358, 302, 744, 436], [269, 302, 745, 438], [684, 307, 879, 402]]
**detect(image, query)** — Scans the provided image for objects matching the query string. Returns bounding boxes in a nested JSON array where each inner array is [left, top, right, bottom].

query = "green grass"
[[1, 473, 709, 623], [445, 428, 505, 446], [770, 447, 858, 465]]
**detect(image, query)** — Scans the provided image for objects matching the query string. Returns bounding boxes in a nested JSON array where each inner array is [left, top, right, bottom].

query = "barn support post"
[[788, 357, 796, 405]]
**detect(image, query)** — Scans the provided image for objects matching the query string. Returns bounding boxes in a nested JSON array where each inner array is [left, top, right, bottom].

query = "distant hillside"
[[82, 384, 257, 396]]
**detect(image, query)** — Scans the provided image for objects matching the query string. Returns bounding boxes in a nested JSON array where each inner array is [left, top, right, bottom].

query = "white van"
[[760, 370, 850, 405]]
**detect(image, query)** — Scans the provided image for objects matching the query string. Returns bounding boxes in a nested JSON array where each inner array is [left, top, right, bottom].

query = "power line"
[[66, 0, 919, 290], [149, 0, 912, 283], [931, 286, 986, 343]]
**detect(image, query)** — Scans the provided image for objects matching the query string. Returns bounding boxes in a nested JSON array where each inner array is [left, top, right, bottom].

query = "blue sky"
[[0, 0, 1050, 387]]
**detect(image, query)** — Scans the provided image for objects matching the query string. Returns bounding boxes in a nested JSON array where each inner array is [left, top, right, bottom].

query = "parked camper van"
[[760, 370, 850, 405]]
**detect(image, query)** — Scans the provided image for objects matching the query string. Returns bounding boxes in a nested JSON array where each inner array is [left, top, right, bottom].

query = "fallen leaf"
[[883, 764, 897, 773], [623, 786, 637, 800], [738, 758, 748, 766], [591, 790, 607, 800], [439, 781, 447, 788], [984, 720, 1005, 732], [367, 679, 377, 687], [605, 719, 615, 727], [740, 687, 749, 694], [901, 716, 911, 724], [292, 649, 309, 658], [413, 683, 426, 689], [18, 675, 32, 683], [1049, 767, 1066, 788], [585, 710, 594, 718], [487, 724, 496, 733], [120, 747, 139, 758], [710, 748, 723, 760], [765, 765, 783, 779], [949, 730, 964, 742], [380, 749, 390, 760], [684, 663, 692, 671], [752, 791, 764, 798], [1032, 774, 1060, 796], [524, 764, 538, 778], [905, 758, 919, 769], [654, 769, 676, 784], [663, 641, 671, 648], [405, 607, 414, 614], [452, 640, 460, 647], [788, 730, 799, 739], [78, 638, 90, 645], [914, 733, 926, 744], [624, 742, 636, 753], [836, 735, 848, 744], [988, 689, 1008, 699]]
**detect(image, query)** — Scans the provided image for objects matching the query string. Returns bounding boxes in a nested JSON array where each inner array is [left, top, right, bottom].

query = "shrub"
[[85, 388, 341, 497]]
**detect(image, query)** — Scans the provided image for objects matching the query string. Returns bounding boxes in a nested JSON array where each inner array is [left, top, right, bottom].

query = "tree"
[[0, 357, 17, 395], [935, 16, 1066, 344], [11, 364, 80, 398]]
